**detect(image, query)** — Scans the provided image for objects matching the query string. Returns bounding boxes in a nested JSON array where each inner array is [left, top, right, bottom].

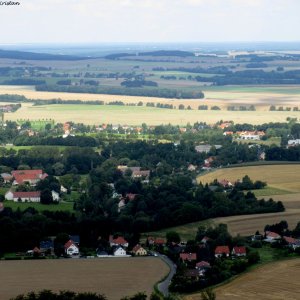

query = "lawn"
[[2, 201, 74, 212], [0, 258, 168, 300]]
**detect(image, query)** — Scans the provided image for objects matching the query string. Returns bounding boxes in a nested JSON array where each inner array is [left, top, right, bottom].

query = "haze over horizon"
[[0, 0, 300, 44]]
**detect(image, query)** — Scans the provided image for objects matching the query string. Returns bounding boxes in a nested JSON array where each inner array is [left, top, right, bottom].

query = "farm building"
[[109, 235, 129, 248], [132, 244, 147, 256], [64, 240, 79, 256], [232, 246, 247, 257], [11, 169, 48, 186], [5, 191, 41, 202], [215, 246, 230, 258], [113, 246, 127, 256]]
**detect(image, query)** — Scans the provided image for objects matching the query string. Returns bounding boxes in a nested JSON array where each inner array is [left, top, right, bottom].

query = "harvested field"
[[212, 206, 300, 236], [145, 192, 300, 239], [2, 85, 300, 125], [5, 102, 300, 126], [0, 257, 168, 300], [198, 165, 300, 193], [185, 259, 300, 300], [214, 259, 300, 300]]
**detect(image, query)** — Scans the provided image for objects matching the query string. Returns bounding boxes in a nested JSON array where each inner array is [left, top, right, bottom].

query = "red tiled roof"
[[215, 246, 230, 255], [12, 191, 41, 198], [266, 231, 281, 238], [180, 253, 197, 261], [12, 170, 47, 184], [283, 236, 298, 244], [154, 238, 166, 245], [126, 193, 137, 201], [233, 246, 246, 255], [132, 244, 145, 253], [196, 261, 210, 268], [64, 240, 76, 249], [110, 235, 128, 245]]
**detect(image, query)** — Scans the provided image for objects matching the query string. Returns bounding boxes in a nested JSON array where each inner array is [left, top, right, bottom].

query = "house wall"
[[13, 197, 40, 203]]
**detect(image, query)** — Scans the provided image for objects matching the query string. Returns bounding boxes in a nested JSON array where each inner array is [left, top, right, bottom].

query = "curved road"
[[156, 253, 177, 296]]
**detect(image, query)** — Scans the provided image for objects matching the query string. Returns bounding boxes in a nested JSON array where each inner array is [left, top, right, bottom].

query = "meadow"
[[2, 201, 74, 212], [0, 257, 168, 300]]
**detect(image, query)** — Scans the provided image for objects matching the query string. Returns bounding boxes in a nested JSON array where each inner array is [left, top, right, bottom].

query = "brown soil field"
[[0, 257, 168, 300], [198, 165, 300, 193], [185, 259, 300, 300]]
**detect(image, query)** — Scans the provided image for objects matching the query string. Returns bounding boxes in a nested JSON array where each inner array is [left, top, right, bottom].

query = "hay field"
[[5, 102, 300, 126], [1, 85, 300, 111], [0, 257, 168, 300], [198, 165, 300, 193], [185, 259, 300, 300]]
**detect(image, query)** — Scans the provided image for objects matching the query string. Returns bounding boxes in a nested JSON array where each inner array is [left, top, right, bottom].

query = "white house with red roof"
[[109, 235, 129, 248], [180, 253, 197, 262], [196, 261, 211, 270], [5, 191, 41, 202], [64, 240, 79, 256], [264, 231, 281, 243], [11, 169, 48, 186], [232, 246, 247, 257], [215, 246, 230, 258]]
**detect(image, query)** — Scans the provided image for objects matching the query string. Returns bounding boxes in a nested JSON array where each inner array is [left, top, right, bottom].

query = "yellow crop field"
[[2, 85, 300, 125], [185, 259, 300, 300], [198, 165, 300, 193], [0, 258, 168, 300], [5, 102, 300, 126]]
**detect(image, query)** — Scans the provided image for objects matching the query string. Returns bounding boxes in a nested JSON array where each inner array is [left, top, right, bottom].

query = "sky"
[[0, 0, 300, 44]]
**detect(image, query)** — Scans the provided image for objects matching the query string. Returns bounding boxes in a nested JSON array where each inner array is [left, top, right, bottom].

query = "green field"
[[2, 201, 74, 212], [17, 119, 55, 130]]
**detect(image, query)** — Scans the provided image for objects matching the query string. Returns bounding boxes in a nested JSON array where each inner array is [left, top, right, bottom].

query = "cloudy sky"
[[0, 0, 300, 44]]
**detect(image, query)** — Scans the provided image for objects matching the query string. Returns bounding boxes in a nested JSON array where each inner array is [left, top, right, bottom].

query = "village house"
[[180, 252, 197, 262], [64, 240, 79, 256], [195, 144, 222, 154], [109, 235, 129, 248], [232, 246, 247, 257], [188, 164, 197, 171], [287, 139, 300, 147], [218, 179, 233, 188], [236, 131, 265, 141], [131, 170, 150, 180], [283, 236, 300, 250], [11, 169, 48, 186], [5, 190, 59, 203], [214, 246, 230, 258], [196, 261, 211, 270], [264, 231, 281, 243], [113, 246, 127, 256], [1, 173, 13, 183], [5, 191, 41, 202], [132, 244, 147, 256]]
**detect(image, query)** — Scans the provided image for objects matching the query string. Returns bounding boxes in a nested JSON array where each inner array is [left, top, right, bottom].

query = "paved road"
[[156, 253, 177, 296]]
